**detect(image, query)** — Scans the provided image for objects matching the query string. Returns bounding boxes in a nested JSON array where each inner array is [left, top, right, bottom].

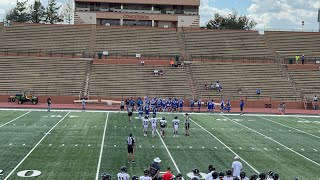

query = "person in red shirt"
[[162, 167, 173, 180]]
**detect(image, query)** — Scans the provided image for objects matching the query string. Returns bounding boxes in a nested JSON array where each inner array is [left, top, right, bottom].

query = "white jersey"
[[140, 176, 152, 180], [231, 160, 242, 177], [151, 118, 157, 127], [160, 119, 167, 128], [117, 172, 130, 180], [173, 119, 180, 129], [143, 119, 149, 127]]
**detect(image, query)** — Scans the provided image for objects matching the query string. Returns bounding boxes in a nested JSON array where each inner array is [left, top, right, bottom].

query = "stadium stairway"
[[184, 64, 199, 98]]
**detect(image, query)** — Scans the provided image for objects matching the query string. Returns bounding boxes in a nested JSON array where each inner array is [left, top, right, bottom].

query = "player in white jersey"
[[159, 117, 167, 137], [150, 114, 157, 137], [117, 166, 130, 180], [143, 116, 150, 137], [140, 169, 152, 180], [172, 116, 180, 137]]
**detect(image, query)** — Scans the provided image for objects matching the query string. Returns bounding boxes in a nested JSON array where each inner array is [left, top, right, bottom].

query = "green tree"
[[30, 0, 45, 23], [5, 0, 30, 22], [45, 0, 63, 24], [206, 11, 257, 30]]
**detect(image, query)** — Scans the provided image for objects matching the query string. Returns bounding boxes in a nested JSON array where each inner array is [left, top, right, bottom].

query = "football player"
[[150, 114, 157, 137], [117, 166, 130, 180], [159, 117, 167, 137], [140, 169, 152, 180], [178, 99, 184, 112], [157, 98, 162, 112], [207, 100, 214, 113], [145, 104, 150, 118], [197, 98, 202, 112], [138, 106, 144, 122], [172, 116, 180, 138], [101, 172, 111, 180], [190, 98, 195, 112], [143, 116, 150, 137]]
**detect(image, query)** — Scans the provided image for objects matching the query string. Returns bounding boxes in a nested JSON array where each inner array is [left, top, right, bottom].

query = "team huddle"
[[139, 114, 190, 138]]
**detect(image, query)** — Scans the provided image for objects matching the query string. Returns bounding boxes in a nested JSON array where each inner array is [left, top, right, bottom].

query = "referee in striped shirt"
[[127, 133, 136, 163]]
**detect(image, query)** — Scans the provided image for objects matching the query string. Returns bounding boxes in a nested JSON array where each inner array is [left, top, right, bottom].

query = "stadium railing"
[[0, 49, 87, 58], [282, 56, 320, 64], [191, 55, 276, 63], [93, 51, 179, 60]]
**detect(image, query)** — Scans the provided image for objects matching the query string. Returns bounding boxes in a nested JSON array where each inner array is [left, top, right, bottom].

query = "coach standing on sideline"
[[149, 157, 161, 180], [127, 133, 136, 163], [47, 98, 52, 112]]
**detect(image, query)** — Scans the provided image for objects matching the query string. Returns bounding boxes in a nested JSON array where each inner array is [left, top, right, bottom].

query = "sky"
[[0, 0, 319, 31]]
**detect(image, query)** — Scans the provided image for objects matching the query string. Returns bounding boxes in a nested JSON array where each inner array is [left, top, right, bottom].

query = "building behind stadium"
[[74, 0, 200, 28]]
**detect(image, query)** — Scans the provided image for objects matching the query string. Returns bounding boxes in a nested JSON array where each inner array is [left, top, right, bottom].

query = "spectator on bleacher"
[[256, 89, 261, 95], [295, 55, 300, 64], [170, 59, 174, 67], [162, 167, 173, 180], [154, 69, 159, 76], [313, 95, 318, 110], [204, 83, 208, 90], [177, 61, 182, 67], [301, 55, 305, 64], [238, 88, 242, 95], [215, 82, 221, 92], [141, 60, 145, 66], [159, 69, 164, 76], [232, 156, 242, 178]]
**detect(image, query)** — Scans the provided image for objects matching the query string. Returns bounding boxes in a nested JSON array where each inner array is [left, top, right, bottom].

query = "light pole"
[[301, 20, 304, 32]]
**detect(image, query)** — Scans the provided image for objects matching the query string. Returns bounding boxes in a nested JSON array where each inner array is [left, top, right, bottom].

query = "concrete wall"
[[75, 0, 200, 6]]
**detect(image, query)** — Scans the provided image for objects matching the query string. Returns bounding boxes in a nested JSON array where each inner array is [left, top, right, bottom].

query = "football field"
[[0, 109, 319, 179]]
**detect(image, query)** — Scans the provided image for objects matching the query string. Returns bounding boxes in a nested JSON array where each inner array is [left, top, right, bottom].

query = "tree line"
[[5, 0, 62, 24]]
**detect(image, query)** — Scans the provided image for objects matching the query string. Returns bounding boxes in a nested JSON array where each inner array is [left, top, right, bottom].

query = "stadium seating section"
[[183, 29, 272, 59], [287, 69, 320, 99], [0, 56, 89, 95], [95, 27, 180, 57], [89, 64, 192, 98], [191, 62, 301, 101], [265, 31, 320, 57], [0, 24, 91, 54]]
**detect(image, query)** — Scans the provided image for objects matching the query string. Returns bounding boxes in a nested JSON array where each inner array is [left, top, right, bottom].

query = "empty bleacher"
[[89, 64, 192, 98], [0, 56, 89, 95], [287, 69, 320, 99], [94, 27, 180, 57], [265, 31, 320, 58], [183, 29, 272, 59], [191, 62, 301, 101], [0, 24, 91, 54]]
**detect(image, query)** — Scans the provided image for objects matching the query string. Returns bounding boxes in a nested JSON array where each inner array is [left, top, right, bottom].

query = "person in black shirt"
[[47, 98, 52, 112], [127, 133, 136, 163]]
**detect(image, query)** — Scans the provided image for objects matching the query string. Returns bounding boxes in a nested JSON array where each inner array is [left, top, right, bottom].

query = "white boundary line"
[[0, 108, 319, 118], [0, 111, 31, 128], [4, 111, 71, 180], [156, 130, 185, 180], [221, 115, 320, 167], [187, 116, 259, 174], [258, 116, 320, 139], [95, 112, 109, 180]]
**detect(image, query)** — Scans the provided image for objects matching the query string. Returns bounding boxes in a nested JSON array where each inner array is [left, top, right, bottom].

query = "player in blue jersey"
[[197, 98, 202, 112], [207, 99, 214, 113], [138, 106, 144, 121], [151, 97, 156, 110], [157, 98, 162, 112], [190, 98, 195, 112], [137, 97, 143, 109], [152, 106, 157, 117], [225, 99, 231, 112], [167, 98, 172, 112], [172, 98, 178, 113], [179, 99, 184, 112], [145, 97, 150, 106], [220, 99, 225, 113], [145, 104, 150, 117], [240, 100, 244, 115], [130, 97, 135, 111], [162, 99, 167, 112]]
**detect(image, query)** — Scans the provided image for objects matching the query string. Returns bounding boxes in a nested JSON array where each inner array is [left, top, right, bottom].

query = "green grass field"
[[0, 109, 319, 180]]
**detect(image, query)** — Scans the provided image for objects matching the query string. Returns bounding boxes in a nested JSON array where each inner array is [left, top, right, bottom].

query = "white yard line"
[[0, 111, 31, 128], [188, 117, 259, 174], [156, 130, 185, 180], [95, 112, 109, 180], [221, 115, 320, 167], [258, 116, 320, 139], [4, 111, 71, 180]]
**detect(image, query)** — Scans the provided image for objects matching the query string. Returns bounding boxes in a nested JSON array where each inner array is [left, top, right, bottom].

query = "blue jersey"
[[145, 105, 150, 115], [151, 99, 156, 106], [179, 99, 183, 107], [153, 108, 157, 116], [157, 99, 162, 107], [162, 100, 167, 108], [138, 107, 144, 115], [172, 100, 178, 108], [240, 101, 244, 108], [208, 101, 213, 109], [137, 99, 143, 107], [197, 100, 201, 107], [167, 99, 172, 107], [227, 101, 231, 108], [82, 99, 85, 106], [190, 100, 194, 107], [146, 99, 150, 105], [221, 101, 225, 109], [130, 100, 135, 106]]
